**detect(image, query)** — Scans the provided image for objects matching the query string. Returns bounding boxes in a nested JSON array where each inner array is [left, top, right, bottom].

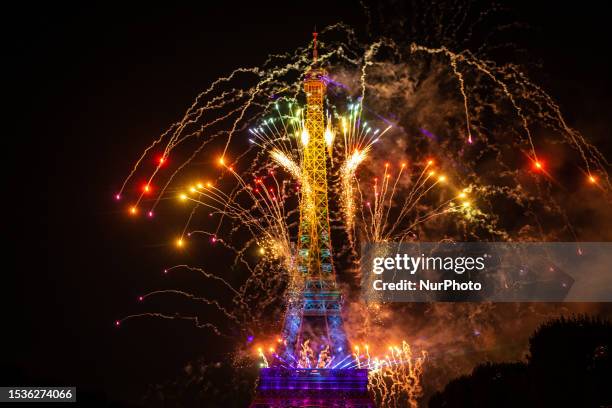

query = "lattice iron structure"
[[280, 33, 349, 364], [251, 33, 373, 408]]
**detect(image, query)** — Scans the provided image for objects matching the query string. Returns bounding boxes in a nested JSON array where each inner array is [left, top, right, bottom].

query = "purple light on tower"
[[250, 368, 374, 407]]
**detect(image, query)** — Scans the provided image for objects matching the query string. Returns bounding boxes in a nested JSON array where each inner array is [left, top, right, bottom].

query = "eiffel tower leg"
[[327, 314, 349, 361], [280, 298, 302, 364]]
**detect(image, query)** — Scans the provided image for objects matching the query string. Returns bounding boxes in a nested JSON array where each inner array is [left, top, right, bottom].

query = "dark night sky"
[[5, 1, 611, 406]]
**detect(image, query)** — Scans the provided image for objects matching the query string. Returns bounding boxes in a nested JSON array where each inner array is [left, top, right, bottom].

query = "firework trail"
[[116, 17, 610, 406]]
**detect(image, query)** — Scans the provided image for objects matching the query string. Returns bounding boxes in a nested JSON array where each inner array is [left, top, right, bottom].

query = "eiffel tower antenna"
[[312, 27, 318, 64]]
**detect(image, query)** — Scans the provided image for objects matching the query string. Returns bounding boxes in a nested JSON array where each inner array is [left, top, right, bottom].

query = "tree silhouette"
[[429, 315, 611, 408]]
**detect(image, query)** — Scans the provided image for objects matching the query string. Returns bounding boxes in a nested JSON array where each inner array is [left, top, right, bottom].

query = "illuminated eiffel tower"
[[250, 32, 374, 408]]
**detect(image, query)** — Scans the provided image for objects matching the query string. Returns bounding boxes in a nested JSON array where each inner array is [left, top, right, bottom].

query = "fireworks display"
[[114, 16, 610, 408]]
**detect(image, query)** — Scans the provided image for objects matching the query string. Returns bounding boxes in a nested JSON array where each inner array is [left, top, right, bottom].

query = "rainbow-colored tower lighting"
[[251, 32, 373, 408], [281, 30, 348, 365]]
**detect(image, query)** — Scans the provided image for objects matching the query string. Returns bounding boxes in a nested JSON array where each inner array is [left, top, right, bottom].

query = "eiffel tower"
[[250, 32, 374, 408]]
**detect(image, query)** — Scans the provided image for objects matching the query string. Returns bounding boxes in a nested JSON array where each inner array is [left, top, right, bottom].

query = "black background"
[[6, 1, 611, 405]]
